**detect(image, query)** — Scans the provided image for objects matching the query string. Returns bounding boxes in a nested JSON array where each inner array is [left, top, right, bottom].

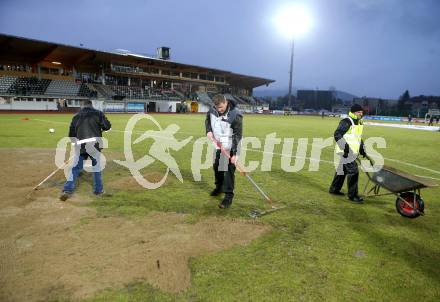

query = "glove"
[[343, 144, 350, 158]]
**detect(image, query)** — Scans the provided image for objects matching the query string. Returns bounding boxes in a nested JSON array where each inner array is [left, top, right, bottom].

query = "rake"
[[208, 136, 286, 218]]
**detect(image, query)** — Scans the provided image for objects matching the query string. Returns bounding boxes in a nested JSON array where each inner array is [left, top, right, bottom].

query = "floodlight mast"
[[275, 5, 312, 108], [288, 38, 294, 108]]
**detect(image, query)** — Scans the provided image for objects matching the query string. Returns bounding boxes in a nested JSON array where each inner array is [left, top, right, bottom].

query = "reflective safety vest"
[[211, 111, 233, 150], [336, 112, 364, 154]]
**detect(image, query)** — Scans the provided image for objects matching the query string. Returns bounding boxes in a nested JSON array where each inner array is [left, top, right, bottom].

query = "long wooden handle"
[[208, 136, 273, 204], [210, 136, 246, 175], [32, 155, 74, 191]]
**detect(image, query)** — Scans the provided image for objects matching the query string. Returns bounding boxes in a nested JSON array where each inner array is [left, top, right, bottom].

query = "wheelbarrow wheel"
[[395, 192, 424, 218]]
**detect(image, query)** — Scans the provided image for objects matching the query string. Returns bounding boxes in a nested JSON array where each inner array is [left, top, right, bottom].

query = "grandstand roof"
[[0, 33, 274, 88]]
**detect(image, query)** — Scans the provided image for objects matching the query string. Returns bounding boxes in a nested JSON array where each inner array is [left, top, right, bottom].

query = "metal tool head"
[[248, 209, 262, 218], [249, 205, 288, 218]]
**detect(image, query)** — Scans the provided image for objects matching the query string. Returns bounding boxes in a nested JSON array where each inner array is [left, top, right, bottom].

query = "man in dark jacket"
[[60, 100, 111, 201], [329, 104, 366, 203], [205, 94, 243, 209]]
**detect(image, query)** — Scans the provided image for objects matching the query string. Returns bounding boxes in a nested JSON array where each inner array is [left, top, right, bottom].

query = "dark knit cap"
[[350, 104, 363, 113]]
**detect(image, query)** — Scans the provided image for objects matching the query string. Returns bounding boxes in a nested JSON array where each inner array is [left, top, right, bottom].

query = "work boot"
[[59, 191, 72, 201], [219, 193, 233, 209], [329, 190, 345, 196], [349, 196, 364, 203], [94, 191, 112, 197], [210, 187, 222, 196]]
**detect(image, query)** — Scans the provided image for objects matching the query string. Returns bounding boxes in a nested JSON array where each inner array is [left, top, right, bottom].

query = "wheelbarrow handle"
[[356, 155, 374, 181]]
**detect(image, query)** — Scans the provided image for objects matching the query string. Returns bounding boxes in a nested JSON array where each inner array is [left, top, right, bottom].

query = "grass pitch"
[[1, 113, 439, 301]]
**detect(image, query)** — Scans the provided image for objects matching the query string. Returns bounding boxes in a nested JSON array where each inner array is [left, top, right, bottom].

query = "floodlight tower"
[[275, 4, 312, 108]]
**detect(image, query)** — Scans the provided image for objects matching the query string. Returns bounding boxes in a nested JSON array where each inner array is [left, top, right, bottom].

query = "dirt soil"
[[0, 149, 271, 301]]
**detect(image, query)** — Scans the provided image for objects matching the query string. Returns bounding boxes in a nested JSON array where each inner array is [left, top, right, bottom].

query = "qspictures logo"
[[55, 114, 386, 189]]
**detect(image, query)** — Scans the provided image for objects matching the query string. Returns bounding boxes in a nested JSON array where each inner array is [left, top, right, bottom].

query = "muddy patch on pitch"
[[0, 149, 271, 301], [0, 148, 59, 208], [1, 208, 270, 301]]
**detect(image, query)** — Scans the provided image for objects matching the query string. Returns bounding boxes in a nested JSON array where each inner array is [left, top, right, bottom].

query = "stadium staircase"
[[172, 89, 185, 99], [195, 91, 212, 104], [92, 84, 115, 99], [78, 83, 97, 98], [224, 93, 245, 104], [85, 83, 100, 97]]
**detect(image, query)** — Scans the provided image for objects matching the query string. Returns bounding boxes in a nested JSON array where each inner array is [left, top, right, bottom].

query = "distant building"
[[353, 97, 398, 115], [294, 88, 440, 116], [407, 96, 440, 111], [296, 89, 356, 111], [296, 90, 336, 110], [353, 96, 440, 116]]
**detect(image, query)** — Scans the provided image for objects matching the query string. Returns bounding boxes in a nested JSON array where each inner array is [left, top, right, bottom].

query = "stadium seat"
[[7, 77, 50, 95], [0, 76, 17, 94], [45, 79, 80, 96]]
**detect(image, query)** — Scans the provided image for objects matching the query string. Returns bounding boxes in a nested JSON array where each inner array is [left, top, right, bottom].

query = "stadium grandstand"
[[0, 33, 274, 113]]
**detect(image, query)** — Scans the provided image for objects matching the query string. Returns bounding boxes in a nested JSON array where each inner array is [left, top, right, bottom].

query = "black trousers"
[[213, 149, 236, 196], [329, 158, 359, 198]]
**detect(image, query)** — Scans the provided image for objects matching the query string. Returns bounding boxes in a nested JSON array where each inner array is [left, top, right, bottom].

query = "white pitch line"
[[414, 175, 440, 181], [384, 157, 440, 175]]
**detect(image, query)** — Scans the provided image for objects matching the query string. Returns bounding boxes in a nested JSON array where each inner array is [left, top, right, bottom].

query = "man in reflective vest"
[[205, 94, 243, 209], [329, 104, 367, 203]]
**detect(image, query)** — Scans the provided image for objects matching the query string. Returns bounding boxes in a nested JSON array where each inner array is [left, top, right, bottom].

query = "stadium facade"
[[0, 33, 274, 112]]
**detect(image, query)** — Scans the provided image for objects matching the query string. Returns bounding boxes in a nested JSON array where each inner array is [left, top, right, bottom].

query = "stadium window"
[[199, 74, 207, 80], [150, 68, 159, 74], [207, 75, 214, 81], [171, 71, 180, 77], [191, 73, 198, 79], [182, 72, 191, 78], [161, 70, 170, 76]]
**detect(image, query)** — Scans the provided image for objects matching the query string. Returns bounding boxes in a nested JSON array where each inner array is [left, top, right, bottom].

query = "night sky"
[[1, 0, 439, 99]]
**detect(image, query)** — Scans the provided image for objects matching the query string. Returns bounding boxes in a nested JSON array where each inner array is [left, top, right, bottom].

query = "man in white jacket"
[[205, 94, 243, 209]]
